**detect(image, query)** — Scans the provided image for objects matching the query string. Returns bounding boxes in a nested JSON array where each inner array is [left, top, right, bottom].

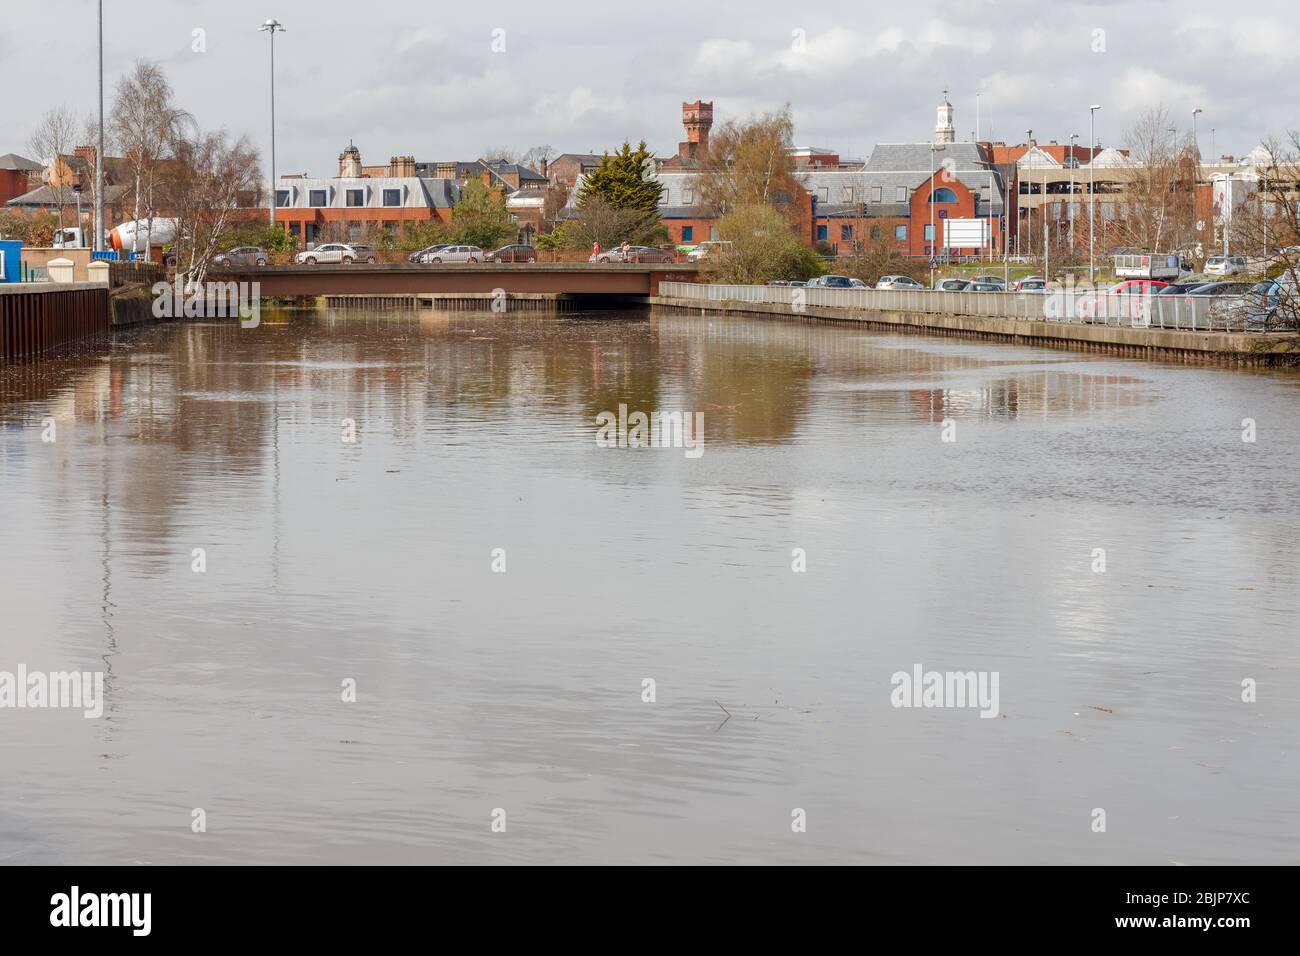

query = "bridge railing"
[[657, 282, 1271, 332], [658, 282, 1049, 319]]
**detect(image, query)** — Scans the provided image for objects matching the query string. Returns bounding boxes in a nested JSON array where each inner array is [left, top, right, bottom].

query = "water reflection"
[[1, 306, 1298, 865]]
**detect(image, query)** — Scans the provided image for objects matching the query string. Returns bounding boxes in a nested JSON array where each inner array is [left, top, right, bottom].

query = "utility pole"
[[95, 0, 104, 251], [260, 19, 285, 227], [1069, 132, 1078, 254], [1192, 108, 1203, 258], [1089, 105, 1101, 283]]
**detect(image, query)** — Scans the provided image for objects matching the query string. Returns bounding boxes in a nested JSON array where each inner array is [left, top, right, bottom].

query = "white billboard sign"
[[943, 218, 990, 249]]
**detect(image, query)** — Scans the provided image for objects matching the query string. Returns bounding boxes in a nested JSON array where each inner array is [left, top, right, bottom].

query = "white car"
[[1205, 255, 1248, 276], [421, 245, 483, 263], [295, 243, 367, 265], [875, 275, 924, 290]]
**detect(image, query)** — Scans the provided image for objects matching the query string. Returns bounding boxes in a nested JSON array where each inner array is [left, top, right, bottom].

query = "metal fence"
[[657, 282, 1271, 333]]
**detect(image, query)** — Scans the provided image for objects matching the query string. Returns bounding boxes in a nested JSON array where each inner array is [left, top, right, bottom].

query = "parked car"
[[970, 274, 1005, 286], [875, 275, 924, 290], [348, 244, 379, 263], [1155, 280, 1209, 295], [808, 274, 854, 288], [485, 244, 538, 263], [1015, 279, 1049, 292], [212, 246, 268, 268], [934, 278, 971, 292], [1082, 279, 1170, 322], [296, 243, 367, 265], [1243, 275, 1300, 330], [968, 282, 1006, 292], [1184, 281, 1253, 296], [422, 245, 483, 263], [592, 245, 675, 263], [1205, 255, 1249, 276], [685, 240, 732, 262], [849, 278, 869, 288], [410, 243, 449, 263]]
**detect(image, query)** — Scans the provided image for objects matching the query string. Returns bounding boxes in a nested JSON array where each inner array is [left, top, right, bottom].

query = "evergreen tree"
[[577, 141, 661, 213]]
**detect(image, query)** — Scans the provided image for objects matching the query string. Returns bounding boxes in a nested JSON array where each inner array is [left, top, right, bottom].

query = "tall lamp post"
[[260, 19, 285, 227], [1088, 104, 1101, 283], [95, 0, 104, 251], [1192, 107, 1203, 256], [929, 143, 944, 287], [1068, 132, 1078, 253]]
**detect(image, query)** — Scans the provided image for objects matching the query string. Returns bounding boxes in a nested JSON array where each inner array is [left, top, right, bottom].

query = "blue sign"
[[0, 240, 21, 283]]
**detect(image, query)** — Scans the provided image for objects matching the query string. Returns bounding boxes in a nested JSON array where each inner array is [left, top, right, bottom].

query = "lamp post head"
[[1193, 107, 1203, 116], [1089, 104, 1101, 113], [260, 18, 285, 32]]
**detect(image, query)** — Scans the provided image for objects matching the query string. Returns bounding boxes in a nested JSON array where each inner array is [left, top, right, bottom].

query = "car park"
[[934, 278, 971, 292], [213, 246, 269, 268]]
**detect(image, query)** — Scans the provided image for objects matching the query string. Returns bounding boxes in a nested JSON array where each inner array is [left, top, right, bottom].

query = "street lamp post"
[[95, 0, 104, 252], [929, 143, 943, 286], [1069, 132, 1078, 254], [1192, 107, 1203, 256], [260, 19, 285, 228], [1089, 105, 1101, 283]]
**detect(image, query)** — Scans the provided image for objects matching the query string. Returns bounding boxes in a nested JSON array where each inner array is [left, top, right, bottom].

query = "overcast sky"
[[4, 0, 1297, 176]]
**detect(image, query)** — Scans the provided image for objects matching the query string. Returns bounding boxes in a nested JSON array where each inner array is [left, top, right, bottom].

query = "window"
[[816, 224, 828, 241], [275, 189, 291, 208], [923, 224, 934, 241], [346, 189, 364, 207], [896, 186, 907, 202], [842, 186, 854, 202], [681, 226, 694, 242], [382, 189, 401, 207], [895, 225, 907, 242], [930, 187, 957, 203], [871, 186, 882, 203], [840, 224, 854, 241], [870, 226, 881, 240], [660, 188, 670, 204], [681, 187, 694, 204], [309, 189, 327, 207], [818, 187, 829, 202]]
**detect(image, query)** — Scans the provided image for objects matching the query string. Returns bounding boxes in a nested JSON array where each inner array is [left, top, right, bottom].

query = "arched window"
[[930, 187, 958, 204]]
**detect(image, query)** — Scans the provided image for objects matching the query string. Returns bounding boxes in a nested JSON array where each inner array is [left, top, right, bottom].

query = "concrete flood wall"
[[650, 296, 1300, 367]]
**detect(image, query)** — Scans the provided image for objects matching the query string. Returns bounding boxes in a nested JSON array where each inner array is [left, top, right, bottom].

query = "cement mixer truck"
[[52, 218, 180, 258]]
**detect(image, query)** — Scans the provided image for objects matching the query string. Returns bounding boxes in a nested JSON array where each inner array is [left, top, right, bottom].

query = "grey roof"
[[0, 153, 42, 172], [5, 183, 127, 207], [487, 162, 547, 183], [865, 142, 990, 171]]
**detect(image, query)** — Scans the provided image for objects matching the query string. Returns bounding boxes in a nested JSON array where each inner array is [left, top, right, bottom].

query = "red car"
[[1083, 279, 1169, 322], [485, 244, 538, 263]]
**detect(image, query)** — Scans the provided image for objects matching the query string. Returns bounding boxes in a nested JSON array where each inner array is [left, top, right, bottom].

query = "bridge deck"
[[211, 262, 702, 298]]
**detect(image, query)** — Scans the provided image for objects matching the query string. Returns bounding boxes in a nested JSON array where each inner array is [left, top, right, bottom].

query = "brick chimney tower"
[[679, 100, 713, 161]]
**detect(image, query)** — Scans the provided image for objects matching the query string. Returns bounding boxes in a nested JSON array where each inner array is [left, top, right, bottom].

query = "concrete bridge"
[[210, 262, 702, 300]]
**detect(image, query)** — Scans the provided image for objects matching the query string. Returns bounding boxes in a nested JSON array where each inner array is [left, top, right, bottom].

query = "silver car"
[[213, 246, 269, 268], [421, 245, 483, 263], [295, 243, 365, 265]]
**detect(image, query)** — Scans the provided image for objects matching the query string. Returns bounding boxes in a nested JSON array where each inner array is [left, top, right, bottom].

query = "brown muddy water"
[[1, 305, 1298, 865]]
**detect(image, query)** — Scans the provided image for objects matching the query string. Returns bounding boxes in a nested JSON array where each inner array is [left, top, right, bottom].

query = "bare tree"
[[518, 144, 554, 174], [110, 60, 194, 252], [1110, 106, 1196, 258], [694, 106, 804, 223], [1226, 133, 1300, 328], [28, 106, 80, 232], [167, 129, 262, 288]]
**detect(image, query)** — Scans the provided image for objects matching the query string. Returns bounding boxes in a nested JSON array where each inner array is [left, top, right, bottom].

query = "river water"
[[1, 305, 1297, 865]]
